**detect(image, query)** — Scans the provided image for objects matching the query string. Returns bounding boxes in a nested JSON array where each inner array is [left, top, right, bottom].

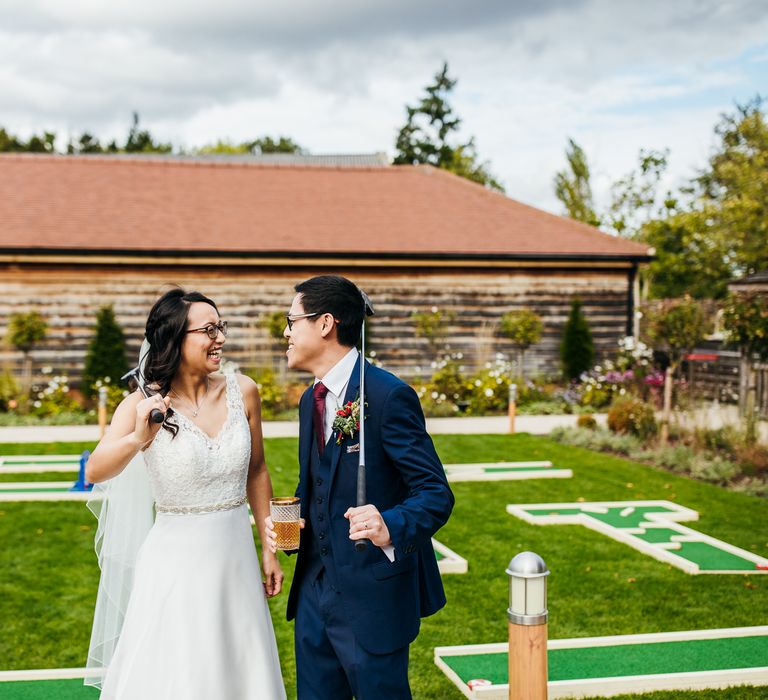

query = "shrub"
[[518, 400, 569, 415], [91, 377, 130, 415], [412, 307, 456, 357], [733, 444, 768, 477], [560, 298, 594, 380], [689, 454, 740, 484], [646, 445, 696, 473], [499, 308, 543, 380], [0, 369, 20, 411], [549, 426, 643, 455], [415, 390, 459, 417], [577, 413, 597, 429], [693, 426, 740, 455], [83, 305, 128, 399], [243, 368, 287, 419], [30, 374, 80, 417], [430, 359, 466, 403], [607, 397, 657, 440], [261, 311, 287, 342], [465, 359, 512, 415]]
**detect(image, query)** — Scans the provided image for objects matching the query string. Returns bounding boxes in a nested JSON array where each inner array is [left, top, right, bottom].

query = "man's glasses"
[[285, 312, 319, 331], [186, 321, 228, 340]]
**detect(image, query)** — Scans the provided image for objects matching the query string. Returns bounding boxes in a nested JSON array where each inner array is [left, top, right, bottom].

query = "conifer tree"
[[560, 298, 594, 380], [83, 305, 128, 398]]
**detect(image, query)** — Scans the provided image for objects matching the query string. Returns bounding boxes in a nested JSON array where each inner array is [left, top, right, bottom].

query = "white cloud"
[[1, 0, 766, 213]]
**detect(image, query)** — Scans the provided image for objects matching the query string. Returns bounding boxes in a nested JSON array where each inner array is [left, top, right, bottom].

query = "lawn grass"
[[1, 434, 767, 699]]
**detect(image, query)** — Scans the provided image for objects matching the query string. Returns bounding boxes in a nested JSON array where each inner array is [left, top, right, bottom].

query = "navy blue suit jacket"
[[286, 356, 454, 654]]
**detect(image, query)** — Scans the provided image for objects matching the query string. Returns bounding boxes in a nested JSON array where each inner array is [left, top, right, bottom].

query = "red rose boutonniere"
[[332, 397, 366, 445]]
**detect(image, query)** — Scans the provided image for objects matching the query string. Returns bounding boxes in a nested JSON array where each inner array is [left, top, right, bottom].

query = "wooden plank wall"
[[0, 264, 631, 386]]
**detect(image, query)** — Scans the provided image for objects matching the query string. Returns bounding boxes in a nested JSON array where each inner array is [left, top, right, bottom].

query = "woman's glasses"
[[186, 321, 228, 340]]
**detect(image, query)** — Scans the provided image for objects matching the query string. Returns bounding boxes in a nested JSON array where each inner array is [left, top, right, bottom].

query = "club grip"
[[149, 408, 165, 424], [355, 463, 367, 551]]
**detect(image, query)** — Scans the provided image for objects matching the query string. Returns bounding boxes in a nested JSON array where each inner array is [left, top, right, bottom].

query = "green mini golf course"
[[444, 461, 572, 482], [0, 677, 99, 700], [432, 538, 468, 574], [508, 501, 768, 574], [435, 627, 768, 698]]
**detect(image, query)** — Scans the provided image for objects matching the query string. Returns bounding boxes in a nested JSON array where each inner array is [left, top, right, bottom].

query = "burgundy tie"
[[313, 382, 329, 456]]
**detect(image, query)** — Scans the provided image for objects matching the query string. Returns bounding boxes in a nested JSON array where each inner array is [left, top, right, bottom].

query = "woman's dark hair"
[[294, 275, 364, 347], [143, 288, 218, 437]]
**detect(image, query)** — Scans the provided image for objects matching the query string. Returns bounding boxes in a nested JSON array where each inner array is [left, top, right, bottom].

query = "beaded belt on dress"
[[155, 495, 248, 515]]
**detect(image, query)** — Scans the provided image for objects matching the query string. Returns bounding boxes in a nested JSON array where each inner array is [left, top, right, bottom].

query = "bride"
[[84, 288, 286, 699]]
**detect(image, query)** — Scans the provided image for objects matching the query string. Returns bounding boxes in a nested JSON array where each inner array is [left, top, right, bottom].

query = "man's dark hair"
[[295, 275, 365, 348]]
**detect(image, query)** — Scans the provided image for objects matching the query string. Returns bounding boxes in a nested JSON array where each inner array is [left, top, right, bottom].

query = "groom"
[[267, 275, 454, 699]]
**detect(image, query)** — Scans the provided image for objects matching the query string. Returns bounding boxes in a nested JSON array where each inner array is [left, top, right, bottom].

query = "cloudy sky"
[[2, 0, 766, 213]]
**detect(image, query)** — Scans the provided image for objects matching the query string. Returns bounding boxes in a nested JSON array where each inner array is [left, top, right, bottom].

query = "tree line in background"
[[0, 112, 304, 157], [554, 97, 767, 299], [0, 63, 502, 191]]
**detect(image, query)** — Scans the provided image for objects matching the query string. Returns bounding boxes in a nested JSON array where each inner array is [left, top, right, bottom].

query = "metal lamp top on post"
[[506, 551, 550, 626]]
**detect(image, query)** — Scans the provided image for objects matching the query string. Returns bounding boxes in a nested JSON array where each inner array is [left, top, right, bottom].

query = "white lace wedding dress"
[[99, 374, 286, 699]]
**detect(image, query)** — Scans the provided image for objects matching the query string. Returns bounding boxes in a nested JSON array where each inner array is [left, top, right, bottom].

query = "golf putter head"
[[360, 289, 375, 317]]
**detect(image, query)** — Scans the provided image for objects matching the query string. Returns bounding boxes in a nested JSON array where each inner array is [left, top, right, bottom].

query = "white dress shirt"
[[316, 348, 395, 562]]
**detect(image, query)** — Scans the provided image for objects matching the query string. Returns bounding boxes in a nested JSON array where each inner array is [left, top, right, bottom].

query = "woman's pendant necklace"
[[173, 378, 210, 418]]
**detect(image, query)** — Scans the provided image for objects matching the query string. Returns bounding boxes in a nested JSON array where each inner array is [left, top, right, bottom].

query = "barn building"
[[0, 153, 651, 383]]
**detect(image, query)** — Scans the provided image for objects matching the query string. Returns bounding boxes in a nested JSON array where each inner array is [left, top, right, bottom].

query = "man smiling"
[[267, 274, 454, 699]]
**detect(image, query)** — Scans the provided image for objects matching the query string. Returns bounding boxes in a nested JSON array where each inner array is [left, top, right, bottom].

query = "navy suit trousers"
[[294, 570, 412, 700]]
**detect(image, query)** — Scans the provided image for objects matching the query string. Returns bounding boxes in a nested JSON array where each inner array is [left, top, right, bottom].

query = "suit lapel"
[[328, 355, 364, 490]]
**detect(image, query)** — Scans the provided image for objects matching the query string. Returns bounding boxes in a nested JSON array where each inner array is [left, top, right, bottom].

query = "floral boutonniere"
[[332, 397, 366, 445]]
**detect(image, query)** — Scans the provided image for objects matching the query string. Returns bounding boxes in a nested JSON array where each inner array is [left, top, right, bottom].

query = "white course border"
[[507, 500, 768, 575], [445, 461, 572, 482], [0, 482, 98, 502], [434, 626, 768, 699], [249, 515, 468, 574], [0, 454, 81, 474], [0, 666, 103, 681], [432, 538, 468, 574]]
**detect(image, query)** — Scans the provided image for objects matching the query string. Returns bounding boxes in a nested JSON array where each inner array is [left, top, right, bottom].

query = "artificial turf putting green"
[[0, 679, 98, 700], [440, 634, 768, 685], [2, 434, 767, 700], [509, 501, 768, 573], [444, 460, 572, 482]]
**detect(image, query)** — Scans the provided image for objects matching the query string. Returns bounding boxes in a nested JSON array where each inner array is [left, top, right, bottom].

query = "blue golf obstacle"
[[70, 450, 93, 492]]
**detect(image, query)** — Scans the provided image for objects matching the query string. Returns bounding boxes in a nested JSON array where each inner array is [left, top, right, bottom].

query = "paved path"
[[0, 413, 607, 443]]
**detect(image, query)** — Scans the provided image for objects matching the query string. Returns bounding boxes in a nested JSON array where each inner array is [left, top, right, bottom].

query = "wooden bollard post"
[[507, 552, 549, 700], [508, 383, 517, 434], [98, 385, 108, 438]]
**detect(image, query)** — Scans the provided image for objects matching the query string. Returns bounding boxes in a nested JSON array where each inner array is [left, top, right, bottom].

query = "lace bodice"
[[144, 374, 251, 512]]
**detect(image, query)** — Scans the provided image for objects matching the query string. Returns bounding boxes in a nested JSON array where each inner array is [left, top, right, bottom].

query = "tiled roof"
[[0, 154, 651, 259]]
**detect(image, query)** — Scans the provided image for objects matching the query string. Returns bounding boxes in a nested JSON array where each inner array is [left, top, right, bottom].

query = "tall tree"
[[560, 298, 594, 380], [641, 209, 731, 299], [124, 112, 172, 153], [607, 149, 672, 238], [394, 63, 503, 191], [634, 98, 768, 299], [66, 132, 118, 154], [82, 305, 128, 399], [722, 291, 768, 443], [694, 97, 768, 279], [643, 297, 711, 443], [553, 138, 600, 226], [7, 311, 48, 398]]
